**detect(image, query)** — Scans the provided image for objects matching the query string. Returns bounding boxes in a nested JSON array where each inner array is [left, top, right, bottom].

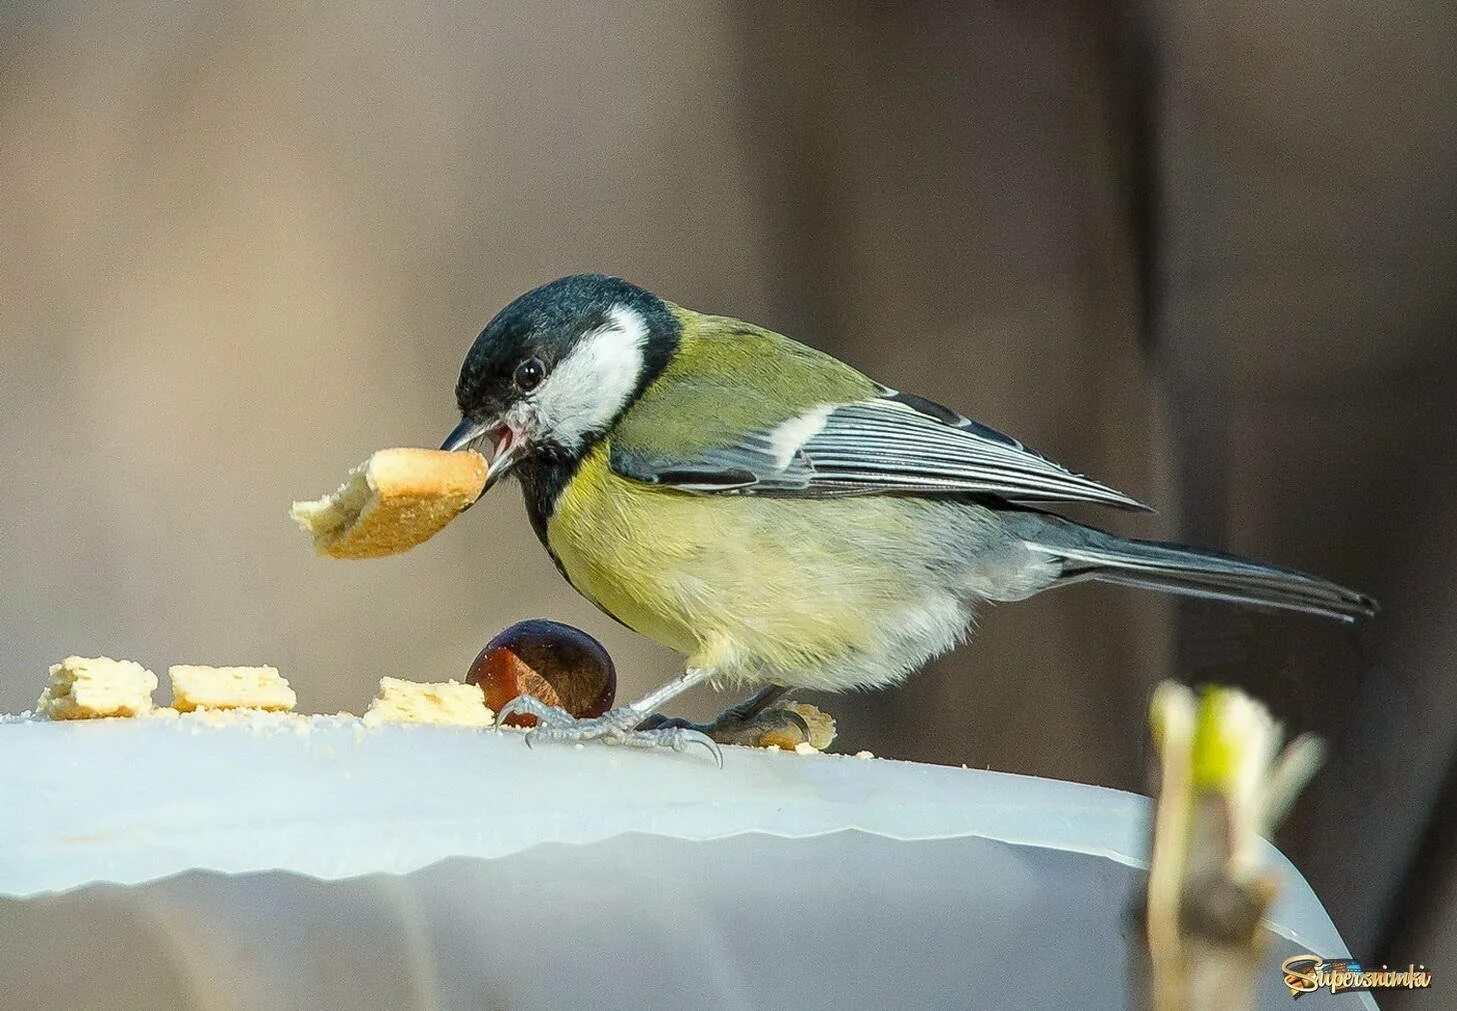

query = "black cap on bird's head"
[[442, 274, 679, 488]]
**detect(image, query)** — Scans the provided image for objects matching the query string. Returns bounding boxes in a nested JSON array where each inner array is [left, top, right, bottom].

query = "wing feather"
[[612, 384, 1149, 510]]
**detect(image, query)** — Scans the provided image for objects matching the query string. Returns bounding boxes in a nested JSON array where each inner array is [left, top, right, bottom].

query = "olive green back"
[[607, 305, 877, 461]]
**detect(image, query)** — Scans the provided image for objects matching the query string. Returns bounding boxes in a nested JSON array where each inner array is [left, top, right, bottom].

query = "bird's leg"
[[495, 667, 722, 765], [636, 684, 802, 745]]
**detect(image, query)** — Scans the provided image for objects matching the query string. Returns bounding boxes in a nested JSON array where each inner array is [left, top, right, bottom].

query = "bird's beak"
[[441, 417, 519, 498]]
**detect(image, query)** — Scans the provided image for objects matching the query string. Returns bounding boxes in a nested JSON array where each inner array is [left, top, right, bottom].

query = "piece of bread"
[[363, 677, 494, 727], [36, 656, 157, 719], [291, 448, 489, 560], [169, 665, 297, 712]]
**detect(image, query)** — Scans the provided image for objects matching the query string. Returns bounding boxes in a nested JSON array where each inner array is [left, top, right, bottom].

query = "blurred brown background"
[[1, 0, 1454, 989]]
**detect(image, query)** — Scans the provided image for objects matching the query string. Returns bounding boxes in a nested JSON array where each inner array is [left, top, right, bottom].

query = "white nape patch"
[[764, 405, 833, 469], [532, 304, 648, 448]]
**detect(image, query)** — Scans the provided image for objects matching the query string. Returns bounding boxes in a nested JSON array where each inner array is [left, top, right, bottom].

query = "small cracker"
[[37, 656, 157, 720], [169, 665, 296, 712], [363, 677, 494, 727]]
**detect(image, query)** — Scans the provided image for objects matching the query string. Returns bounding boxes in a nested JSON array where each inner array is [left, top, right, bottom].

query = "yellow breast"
[[544, 444, 941, 683]]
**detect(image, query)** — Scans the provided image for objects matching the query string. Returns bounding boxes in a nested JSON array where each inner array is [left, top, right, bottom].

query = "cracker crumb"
[[363, 677, 493, 727], [36, 657, 156, 719], [752, 702, 838, 750], [176, 708, 310, 735], [793, 741, 819, 755], [778, 702, 836, 750], [765, 744, 781, 753], [855, 750, 875, 760]]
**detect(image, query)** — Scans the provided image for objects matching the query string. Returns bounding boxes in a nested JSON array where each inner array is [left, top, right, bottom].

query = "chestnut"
[[468, 619, 616, 727]]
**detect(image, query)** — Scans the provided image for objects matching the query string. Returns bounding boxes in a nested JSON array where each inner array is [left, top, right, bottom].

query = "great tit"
[[442, 274, 1376, 759]]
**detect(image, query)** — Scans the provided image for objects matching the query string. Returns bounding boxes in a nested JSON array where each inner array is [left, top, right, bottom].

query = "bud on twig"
[[1140, 683, 1323, 1011]]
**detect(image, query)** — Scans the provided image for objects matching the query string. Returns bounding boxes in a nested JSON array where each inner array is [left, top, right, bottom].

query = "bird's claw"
[[636, 706, 810, 749], [613, 724, 722, 767], [495, 696, 723, 766], [494, 694, 575, 729]]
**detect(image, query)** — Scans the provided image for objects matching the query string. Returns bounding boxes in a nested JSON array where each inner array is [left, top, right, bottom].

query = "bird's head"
[[442, 274, 679, 487]]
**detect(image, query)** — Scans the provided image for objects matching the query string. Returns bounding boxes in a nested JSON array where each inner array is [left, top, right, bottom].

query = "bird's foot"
[[495, 695, 722, 766], [637, 704, 809, 748]]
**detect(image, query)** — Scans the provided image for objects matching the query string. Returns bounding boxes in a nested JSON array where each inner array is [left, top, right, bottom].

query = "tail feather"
[[1008, 514, 1377, 622]]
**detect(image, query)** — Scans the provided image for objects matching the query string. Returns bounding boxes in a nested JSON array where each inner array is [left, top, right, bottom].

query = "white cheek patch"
[[532, 304, 648, 448]]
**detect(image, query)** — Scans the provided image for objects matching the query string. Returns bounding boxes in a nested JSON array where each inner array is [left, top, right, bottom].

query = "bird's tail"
[[1004, 512, 1378, 622]]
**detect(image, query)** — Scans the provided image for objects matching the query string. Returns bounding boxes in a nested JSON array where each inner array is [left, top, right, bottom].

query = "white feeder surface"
[[0, 713, 1369, 1010]]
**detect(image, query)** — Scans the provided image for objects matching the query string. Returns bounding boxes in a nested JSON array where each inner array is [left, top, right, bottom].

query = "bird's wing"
[[611, 360, 1150, 510]]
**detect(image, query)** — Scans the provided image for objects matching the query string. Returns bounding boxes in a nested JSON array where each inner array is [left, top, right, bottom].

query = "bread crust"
[[292, 448, 489, 559]]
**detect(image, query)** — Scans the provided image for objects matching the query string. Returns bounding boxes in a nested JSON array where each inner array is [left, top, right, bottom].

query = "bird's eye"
[[514, 357, 546, 392]]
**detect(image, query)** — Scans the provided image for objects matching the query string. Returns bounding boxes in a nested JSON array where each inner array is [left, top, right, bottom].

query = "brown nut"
[[467, 619, 616, 727]]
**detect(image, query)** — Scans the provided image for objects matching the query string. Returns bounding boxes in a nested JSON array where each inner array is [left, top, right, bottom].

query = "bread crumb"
[[363, 677, 493, 727], [169, 665, 296, 712], [793, 741, 819, 755], [855, 750, 875, 760], [765, 744, 781, 752], [36, 657, 156, 719]]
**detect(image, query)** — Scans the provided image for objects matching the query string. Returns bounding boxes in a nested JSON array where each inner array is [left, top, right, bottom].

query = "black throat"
[[510, 281, 682, 550], [515, 446, 583, 555]]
